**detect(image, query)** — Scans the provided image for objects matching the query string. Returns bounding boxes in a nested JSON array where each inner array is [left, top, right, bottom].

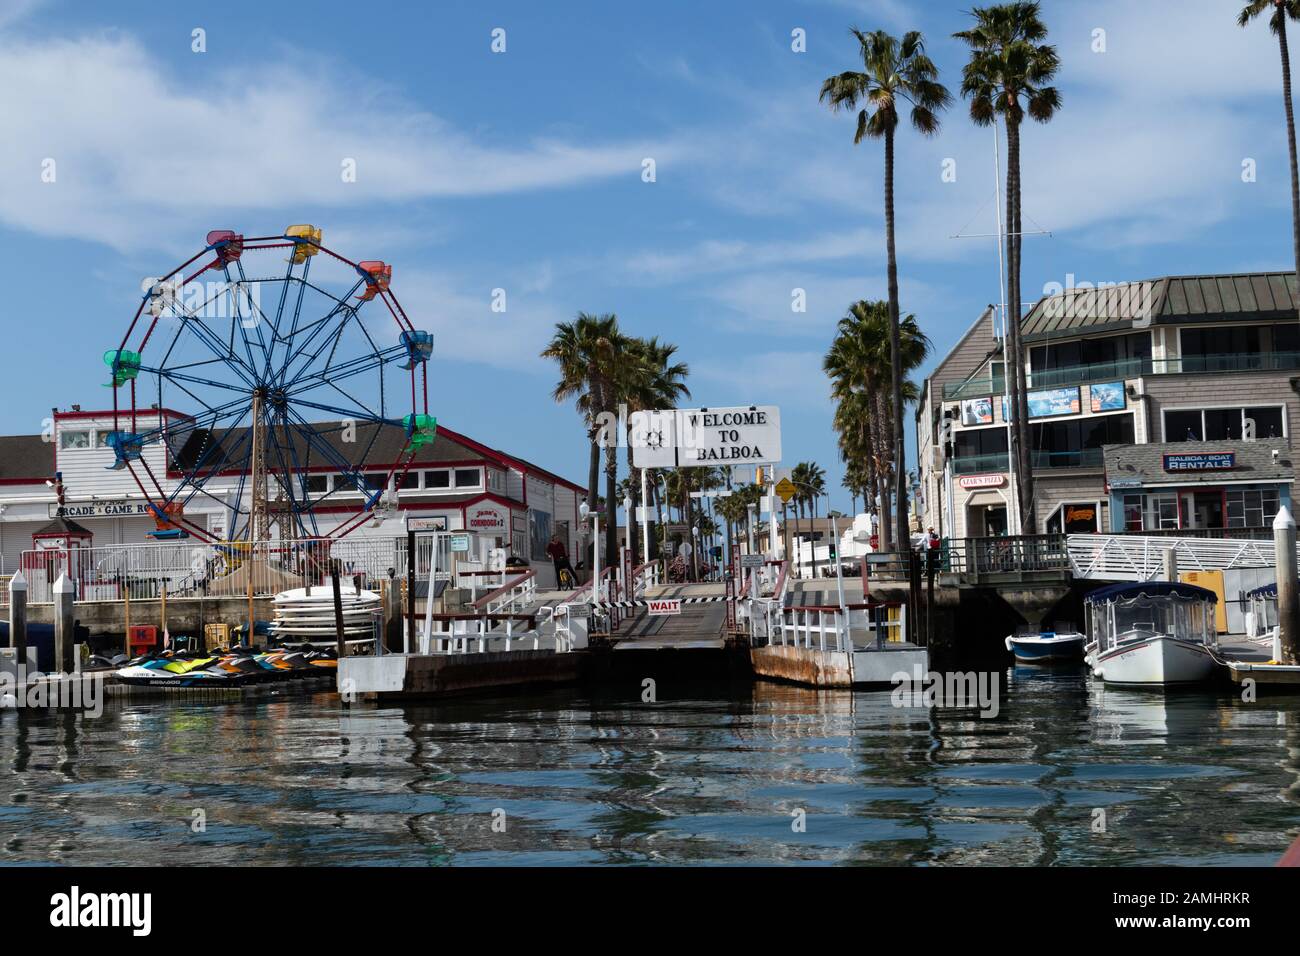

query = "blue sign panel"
[[1162, 452, 1235, 472]]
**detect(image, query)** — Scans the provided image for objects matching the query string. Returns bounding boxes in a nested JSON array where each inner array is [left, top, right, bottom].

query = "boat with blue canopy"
[[1084, 581, 1219, 685]]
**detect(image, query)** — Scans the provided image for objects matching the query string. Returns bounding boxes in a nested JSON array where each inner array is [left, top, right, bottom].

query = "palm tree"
[[821, 28, 949, 557], [621, 337, 690, 563], [824, 300, 931, 550], [955, 2, 1060, 534], [1240, 1, 1300, 322], [541, 312, 626, 570]]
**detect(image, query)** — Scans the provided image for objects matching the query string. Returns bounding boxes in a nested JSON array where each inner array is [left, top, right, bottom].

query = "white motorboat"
[[1083, 582, 1220, 686], [1004, 626, 1086, 663]]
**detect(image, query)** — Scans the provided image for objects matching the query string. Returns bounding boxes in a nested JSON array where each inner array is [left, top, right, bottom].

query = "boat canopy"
[[1247, 583, 1278, 599], [1085, 581, 1217, 605]]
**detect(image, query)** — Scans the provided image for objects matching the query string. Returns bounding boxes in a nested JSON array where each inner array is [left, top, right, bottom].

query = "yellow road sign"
[[775, 477, 796, 504]]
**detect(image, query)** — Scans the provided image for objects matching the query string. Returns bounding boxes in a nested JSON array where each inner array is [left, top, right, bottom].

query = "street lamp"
[[579, 501, 599, 602]]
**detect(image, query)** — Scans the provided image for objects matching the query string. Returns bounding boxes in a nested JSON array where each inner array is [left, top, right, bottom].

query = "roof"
[[163, 419, 585, 495], [33, 515, 93, 538], [1086, 581, 1218, 604], [1103, 440, 1293, 487], [0, 435, 52, 483], [1020, 272, 1299, 342]]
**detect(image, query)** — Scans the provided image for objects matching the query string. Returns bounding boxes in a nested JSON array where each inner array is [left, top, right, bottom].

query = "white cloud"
[[0, 33, 687, 251]]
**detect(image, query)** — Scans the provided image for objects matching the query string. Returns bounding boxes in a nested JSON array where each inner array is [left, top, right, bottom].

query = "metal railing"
[[945, 535, 1071, 580], [765, 602, 908, 652], [1068, 533, 1279, 582], [18, 535, 448, 605], [943, 351, 1300, 401]]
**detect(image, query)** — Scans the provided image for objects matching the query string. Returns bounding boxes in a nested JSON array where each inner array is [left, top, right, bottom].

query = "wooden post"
[[123, 572, 131, 640], [8, 571, 27, 663], [160, 580, 168, 648], [331, 563, 347, 659], [54, 573, 74, 674], [246, 551, 255, 647], [384, 569, 400, 652], [1276, 507, 1299, 665], [406, 529, 417, 654], [926, 549, 936, 649], [1162, 547, 1178, 584]]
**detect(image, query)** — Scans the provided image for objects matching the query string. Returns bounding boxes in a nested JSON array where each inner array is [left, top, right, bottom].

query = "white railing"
[[771, 603, 908, 652], [422, 614, 542, 654], [473, 569, 537, 615], [1068, 533, 1279, 582], [19, 535, 445, 605]]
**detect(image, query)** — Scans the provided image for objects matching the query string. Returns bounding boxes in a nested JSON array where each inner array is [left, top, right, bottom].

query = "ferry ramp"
[[613, 583, 728, 650]]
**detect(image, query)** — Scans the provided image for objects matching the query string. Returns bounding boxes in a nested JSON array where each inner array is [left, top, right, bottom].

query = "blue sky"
[[0, 0, 1296, 512]]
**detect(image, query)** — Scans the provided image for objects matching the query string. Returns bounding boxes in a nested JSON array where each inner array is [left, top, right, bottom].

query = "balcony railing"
[[951, 447, 1102, 475], [942, 350, 1300, 400]]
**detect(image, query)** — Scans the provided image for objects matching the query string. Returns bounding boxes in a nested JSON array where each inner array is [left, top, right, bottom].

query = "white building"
[[0, 408, 586, 588]]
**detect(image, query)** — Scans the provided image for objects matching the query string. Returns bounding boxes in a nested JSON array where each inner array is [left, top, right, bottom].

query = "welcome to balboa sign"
[[630, 406, 782, 469]]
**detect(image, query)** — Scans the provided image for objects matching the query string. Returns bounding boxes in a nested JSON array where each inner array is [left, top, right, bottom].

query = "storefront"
[[1104, 441, 1292, 533]]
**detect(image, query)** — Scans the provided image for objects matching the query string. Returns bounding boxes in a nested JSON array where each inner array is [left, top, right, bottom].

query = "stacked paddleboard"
[[270, 586, 382, 640]]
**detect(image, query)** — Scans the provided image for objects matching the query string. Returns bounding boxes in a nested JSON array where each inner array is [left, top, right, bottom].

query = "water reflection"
[[0, 677, 1297, 865]]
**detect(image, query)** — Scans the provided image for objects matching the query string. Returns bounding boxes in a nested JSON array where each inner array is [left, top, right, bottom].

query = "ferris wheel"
[[104, 226, 435, 544]]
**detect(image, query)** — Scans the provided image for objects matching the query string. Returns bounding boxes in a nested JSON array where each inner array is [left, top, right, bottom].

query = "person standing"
[[546, 532, 575, 588]]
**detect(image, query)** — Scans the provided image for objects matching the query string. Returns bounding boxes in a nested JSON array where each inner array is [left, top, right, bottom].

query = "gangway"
[[1068, 533, 1280, 582]]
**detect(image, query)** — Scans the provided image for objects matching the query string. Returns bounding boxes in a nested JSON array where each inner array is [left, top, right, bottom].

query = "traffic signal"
[[712, 546, 722, 559]]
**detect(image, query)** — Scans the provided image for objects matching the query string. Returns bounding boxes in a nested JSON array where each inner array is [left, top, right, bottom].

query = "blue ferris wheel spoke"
[[155, 305, 259, 390], [147, 366, 255, 397], [261, 254, 302, 382], [287, 396, 401, 426], [263, 420, 309, 536], [159, 407, 254, 513], [276, 417, 320, 538], [281, 410, 378, 501], [285, 345, 404, 398], [273, 279, 368, 390], [226, 263, 268, 374]]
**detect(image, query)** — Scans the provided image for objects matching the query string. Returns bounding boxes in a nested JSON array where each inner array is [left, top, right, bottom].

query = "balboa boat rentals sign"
[[631, 405, 782, 468]]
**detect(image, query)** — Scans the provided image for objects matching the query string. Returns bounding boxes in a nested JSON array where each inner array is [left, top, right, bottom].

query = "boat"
[[1083, 582, 1220, 686], [1245, 582, 1282, 660], [1004, 626, 1086, 663]]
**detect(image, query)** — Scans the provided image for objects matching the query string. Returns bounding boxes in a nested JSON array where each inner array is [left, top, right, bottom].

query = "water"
[[2, 668, 1299, 865]]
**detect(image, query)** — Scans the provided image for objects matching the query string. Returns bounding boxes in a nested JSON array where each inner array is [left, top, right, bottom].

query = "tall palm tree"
[[541, 312, 626, 570], [821, 28, 949, 556], [1240, 1, 1300, 322], [955, 2, 1060, 534]]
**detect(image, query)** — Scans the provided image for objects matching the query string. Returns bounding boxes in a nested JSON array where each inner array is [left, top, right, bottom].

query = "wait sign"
[[647, 599, 682, 616]]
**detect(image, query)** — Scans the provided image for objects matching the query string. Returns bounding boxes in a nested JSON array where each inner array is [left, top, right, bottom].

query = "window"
[[428, 470, 450, 489], [303, 475, 328, 493], [1181, 325, 1262, 359], [95, 431, 114, 448], [454, 468, 481, 488], [530, 509, 552, 561], [60, 431, 90, 450], [1145, 493, 1179, 530], [954, 426, 1008, 459], [1165, 406, 1285, 441], [1030, 413, 1133, 468], [1226, 488, 1280, 529], [1122, 494, 1144, 532], [398, 470, 420, 490], [1030, 332, 1150, 375], [1047, 502, 1099, 534]]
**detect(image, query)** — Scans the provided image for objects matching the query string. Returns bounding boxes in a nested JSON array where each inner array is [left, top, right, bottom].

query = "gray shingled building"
[[916, 273, 1299, 538]]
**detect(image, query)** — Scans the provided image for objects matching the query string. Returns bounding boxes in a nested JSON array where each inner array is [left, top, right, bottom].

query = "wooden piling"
[[1163, 547, 1178, 584], [406, 529, 417, 654], [1276, 507, 1299, 665], [331, 563, 347, 659], [54, 573, 74, 673], [8, 570, 27, 661]]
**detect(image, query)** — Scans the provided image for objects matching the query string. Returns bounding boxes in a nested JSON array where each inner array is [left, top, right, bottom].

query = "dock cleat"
[[284, 224, 322, 263], [398, 330, 433, 369]]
